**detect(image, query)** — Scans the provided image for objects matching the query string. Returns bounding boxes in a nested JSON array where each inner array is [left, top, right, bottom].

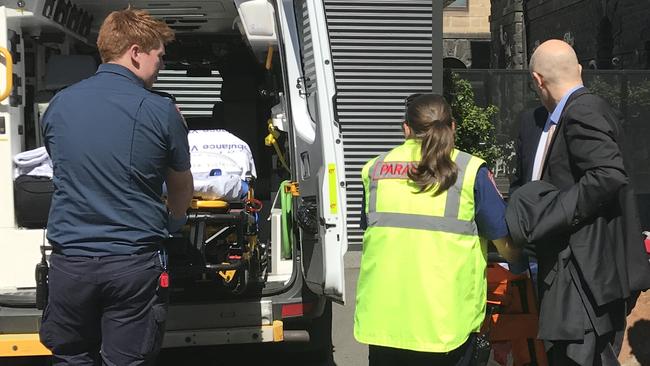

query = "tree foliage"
[[443, 72, 501, 167]]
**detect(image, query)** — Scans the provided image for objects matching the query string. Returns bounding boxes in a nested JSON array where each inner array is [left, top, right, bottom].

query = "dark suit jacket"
[[509, 106, 548, 195], [507, 88, 650, 360]]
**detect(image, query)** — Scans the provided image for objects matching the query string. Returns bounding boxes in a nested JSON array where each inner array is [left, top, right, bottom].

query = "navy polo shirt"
[[42, 63, 191, 256], [360, 166, 508, 240]]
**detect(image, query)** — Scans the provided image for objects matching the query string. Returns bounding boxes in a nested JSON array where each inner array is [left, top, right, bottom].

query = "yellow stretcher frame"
[[191, 198, 229, 210]]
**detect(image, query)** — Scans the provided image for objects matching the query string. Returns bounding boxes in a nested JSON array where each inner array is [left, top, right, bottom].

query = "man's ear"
[[128, 44, 142, 63], [531, 71, 543, 89]]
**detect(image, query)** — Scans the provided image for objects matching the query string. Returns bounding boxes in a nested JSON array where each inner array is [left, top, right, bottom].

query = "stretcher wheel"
[[250, 244, 269, 283]]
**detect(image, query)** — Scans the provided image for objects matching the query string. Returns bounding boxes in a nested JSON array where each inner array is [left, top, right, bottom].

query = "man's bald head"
[[529, 39, 583, 109], [530, 39, 582, 88]]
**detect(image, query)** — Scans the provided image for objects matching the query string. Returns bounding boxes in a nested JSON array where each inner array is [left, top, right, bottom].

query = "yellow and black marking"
[[218, 269, 237, 283]]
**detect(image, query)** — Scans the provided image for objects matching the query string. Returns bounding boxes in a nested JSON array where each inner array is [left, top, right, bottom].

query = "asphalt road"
[[156, 251, 367, 366]]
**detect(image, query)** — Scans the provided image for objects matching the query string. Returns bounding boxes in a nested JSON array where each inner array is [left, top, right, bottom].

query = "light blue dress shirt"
[[531, 85, 584, 180]]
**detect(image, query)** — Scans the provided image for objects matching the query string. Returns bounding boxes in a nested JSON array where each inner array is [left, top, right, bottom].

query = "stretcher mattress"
[[192, 174, 245, 201], [188, 129, 256, 179], [186, 129, 256, 201]]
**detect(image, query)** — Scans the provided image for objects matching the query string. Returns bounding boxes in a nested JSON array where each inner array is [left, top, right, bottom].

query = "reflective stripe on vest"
[[366, 150, 476, 235]]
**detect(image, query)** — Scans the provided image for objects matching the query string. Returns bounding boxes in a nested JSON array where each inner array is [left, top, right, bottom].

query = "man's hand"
[[167, 211, 187, 233]]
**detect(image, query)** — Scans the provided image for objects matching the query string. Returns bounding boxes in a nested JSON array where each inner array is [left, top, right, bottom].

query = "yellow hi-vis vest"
[[354, 139, 487, 353]]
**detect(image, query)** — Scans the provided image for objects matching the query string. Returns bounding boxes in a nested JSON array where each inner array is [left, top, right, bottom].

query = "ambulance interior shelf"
[[12, 55, 97, 229]]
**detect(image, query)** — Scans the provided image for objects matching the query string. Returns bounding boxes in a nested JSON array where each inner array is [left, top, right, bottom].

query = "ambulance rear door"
[[277, 0, 347, 303]]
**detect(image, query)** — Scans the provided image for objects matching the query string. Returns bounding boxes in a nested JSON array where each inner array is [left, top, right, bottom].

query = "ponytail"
[[404, 94, 458, 195]]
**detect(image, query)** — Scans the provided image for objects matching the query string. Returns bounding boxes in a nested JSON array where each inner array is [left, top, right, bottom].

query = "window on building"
[[446, 0, 468, 10]]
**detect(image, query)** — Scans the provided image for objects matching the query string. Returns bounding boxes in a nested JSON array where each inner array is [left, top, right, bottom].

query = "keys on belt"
[[158, 250, 169, 289]]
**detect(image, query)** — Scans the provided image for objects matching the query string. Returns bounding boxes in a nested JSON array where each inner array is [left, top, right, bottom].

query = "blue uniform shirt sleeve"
[[474, 165, 508, 240], [165, 102, 191, 171]]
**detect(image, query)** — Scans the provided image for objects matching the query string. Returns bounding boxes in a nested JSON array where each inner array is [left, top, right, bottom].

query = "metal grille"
[[153, 69, 222, 116], [324, 0, 435, 248]]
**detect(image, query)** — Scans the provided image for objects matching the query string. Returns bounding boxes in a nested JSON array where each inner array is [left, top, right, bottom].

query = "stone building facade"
[[443, 0, 492, 68], [491, 0, 650, 69], [489, 0, 526, 69]]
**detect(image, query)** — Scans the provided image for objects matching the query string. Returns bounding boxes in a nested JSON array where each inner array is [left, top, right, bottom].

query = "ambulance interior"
[[7, 0, 300, 303]]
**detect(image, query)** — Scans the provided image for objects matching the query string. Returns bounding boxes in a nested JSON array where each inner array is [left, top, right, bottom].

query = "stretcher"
[[164, 181, 268, 296], [162, 126, 267, 296], [481, 261, 549, 366]]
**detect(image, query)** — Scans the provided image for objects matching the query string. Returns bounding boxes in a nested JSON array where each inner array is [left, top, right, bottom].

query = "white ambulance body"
[[0, 0, 347, 358]]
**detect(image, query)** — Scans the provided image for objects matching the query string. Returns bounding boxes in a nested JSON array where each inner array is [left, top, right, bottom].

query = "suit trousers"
[[546, 329, 624, 366], [39, 251, 167, 366]]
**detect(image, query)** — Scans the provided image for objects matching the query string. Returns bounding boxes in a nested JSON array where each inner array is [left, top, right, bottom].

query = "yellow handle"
[[265, 119, 291, 172], [0, 47, 13, 102]]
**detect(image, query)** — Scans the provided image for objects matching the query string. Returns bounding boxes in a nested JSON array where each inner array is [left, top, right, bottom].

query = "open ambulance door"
[[0, 5, 24, 230], [277, 0, 347, 303]]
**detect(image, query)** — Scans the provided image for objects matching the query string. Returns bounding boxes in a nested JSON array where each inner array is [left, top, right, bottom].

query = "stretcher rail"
[[187, 212, 243, 222]]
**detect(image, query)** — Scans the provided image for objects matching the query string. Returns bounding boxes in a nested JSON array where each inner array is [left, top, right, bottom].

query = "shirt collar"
[[549, 85, 583, 125], [96, 63, 144, 87]]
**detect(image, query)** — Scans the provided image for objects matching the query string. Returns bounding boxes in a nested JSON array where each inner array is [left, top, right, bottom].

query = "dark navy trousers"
[[39, 250, 167, 366], [368, 334, 476, 366]]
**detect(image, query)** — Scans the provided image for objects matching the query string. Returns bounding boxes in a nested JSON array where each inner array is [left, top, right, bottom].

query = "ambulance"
[[0, 0, 350, 360]]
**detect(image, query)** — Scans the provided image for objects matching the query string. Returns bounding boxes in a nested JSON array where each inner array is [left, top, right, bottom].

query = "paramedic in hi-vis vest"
[[354, 94, 521, 366]]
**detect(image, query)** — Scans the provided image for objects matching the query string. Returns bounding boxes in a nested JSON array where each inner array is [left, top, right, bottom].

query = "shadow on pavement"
[[156, 343, 337, 366], [628, 319, 650, 366]]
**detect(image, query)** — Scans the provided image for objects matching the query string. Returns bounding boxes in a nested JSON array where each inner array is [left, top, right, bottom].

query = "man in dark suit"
[[507, 39, 650, 365]]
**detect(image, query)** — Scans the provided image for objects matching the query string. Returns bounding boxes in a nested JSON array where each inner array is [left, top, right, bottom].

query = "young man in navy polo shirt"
[[40, 8, 193, 365]]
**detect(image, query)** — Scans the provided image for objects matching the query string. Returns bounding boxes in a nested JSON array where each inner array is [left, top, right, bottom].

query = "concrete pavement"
[[331, 251, 367, 366]]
